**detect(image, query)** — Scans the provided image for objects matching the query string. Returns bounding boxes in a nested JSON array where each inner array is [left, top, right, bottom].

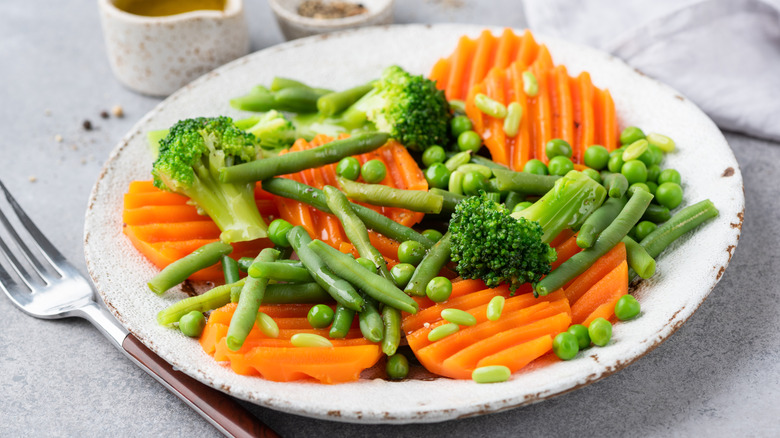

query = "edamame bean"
[[256, 312, 279, 338], [441, 308, 477, 326], [428, 323, 460, 342], [522, 71, 538, 97], [291, 333, 333, 348], [472, 365, 511, 383], [486, 296, 505, 321], [646, 133, 675, 152], [475, 93, 508, 118], [503, 102, 523, 137]]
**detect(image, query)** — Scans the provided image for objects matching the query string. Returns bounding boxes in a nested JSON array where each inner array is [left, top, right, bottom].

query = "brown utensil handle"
[[122, 334, 279, 438]]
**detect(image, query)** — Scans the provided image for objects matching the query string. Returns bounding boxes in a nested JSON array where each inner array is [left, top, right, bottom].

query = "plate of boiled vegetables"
[[84, 24, 744, 423]]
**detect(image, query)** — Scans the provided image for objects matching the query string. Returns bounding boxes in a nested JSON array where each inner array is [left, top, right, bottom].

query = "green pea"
[[583, 145, 610, 170], [291, 333, 333, 348], [548, 156, 574, 176], [627, 182, 650, 198], [552, 332, 579, 360], [386, 353, 410, 380], [361, 159, 387, 183], [646, 133, 675, 152], [512, 201, 533, 214], [472, 365, 511, 383], [582, 168, 601, 183], [256, 312, 279, 338], [614, 295, 641, 321], [421, 229, 443, 242], [426, 276, 453, 302], [179, 311, 206, 337], [646, 164, 661, 183], [307, 304, 335, 329], [356, 257, 377, 273], [607, 153, 624, 173], [621, 160, 647, 184], [428, 322, 459, 341], [545, 138, 573, 159], [398, 240, 426, 266], [458, 130, 482, 153], [622, 139, 648, 161], [638, 144, 663, 167], [620, 126, 645, 145], [655, 182, 683, 209], [645, 181, 658, 195], [462, 171, 488, 196], [441, 308, 477, 326], [422, 145, 446, 167], [336, 157, 361, 181], [658, 168, 682, 185], [390, 262, 416, 288], [567, 324, 591, 350], [424, 162, 451, 189], [486, 296, 505, 321], [588, 318, 612, 346], [633, 221, 657, 241], [266, 219, 294, 247], [451, 116, 473, 137], [523, 159, 548, 175]]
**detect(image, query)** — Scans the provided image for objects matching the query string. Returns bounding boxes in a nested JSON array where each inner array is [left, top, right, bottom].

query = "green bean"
[[222, 255, 240, 284], [323, 185, 392, 280], [358, 296, 384, 343], [263, 282, 333, 304], [148, 242, 233, 295], [622, 236, 656, 279], [492, 168, 559, 194], [270, 77, 314, 91], [429, 188, 466, 216], [317, 83, 374, 116], [503, 102, 523, 137], [577, 197, 628, 249], [503, 191, 524, 211], [472, 365, 511, 383], [457, 163, 493, 179], [448, 170, 465, 195], [405, 232, 452, 297], [642, 204, 672, 223], [536, 189, 653, 296], [220, 132, 389, 183], [328, 305, 356, 339], [238, 257, 253, 272], [229, 85, 276, 112], [381, 306, 402, 356], [157, 279, 246, 326], [475, 93, 507, 118], [291, 333, 333, 348], [248, 261, 313, 283], [227, 248, 280, 351], [444, 151, 472, 172], [470, 155, 509, 170], [262, 178, 433, 249], [639, 199, 718, 258], [272, 86, 322, 113], [256, 312, 280, 338], [602, 172, 629, 198], [522, 71, 539, 96], [308, 239, 419, 314], [287, 226, 364, 311], [230, 285, 242, 303], [338, 177, 444, 214]]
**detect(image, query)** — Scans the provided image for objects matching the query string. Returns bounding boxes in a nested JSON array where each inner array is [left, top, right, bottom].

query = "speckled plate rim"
[[84, 24, 744, 424]]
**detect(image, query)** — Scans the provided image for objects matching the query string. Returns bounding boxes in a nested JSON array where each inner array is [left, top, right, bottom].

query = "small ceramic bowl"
[[98, 0, 250, 97], [268, 0, 394, 40]]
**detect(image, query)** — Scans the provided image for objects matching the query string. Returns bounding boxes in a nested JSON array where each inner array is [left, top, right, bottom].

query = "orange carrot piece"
[[483, 68, 509, 165], [602, 90, 618, 151], [509, 61, 532, 169], [564, 242, 626, 303], [122, 205, 208, 225], [555, 66, 575, 147], [476, 334, 554, 371], [126, 221, 221, 243], [468, 30, 498, 97], [552, 234, 583, 270], [576, 72, 595, 164], [127, 180, 158, 193], [494, 28, 520, 70], [430, 58, 451, 92], [571, 260, 628, 324], [123, 191, 189, 208], [446, 36, 478, 101], [518, 30, 540, 67], [570, 75, 583, 160], [531, 54, 553, 162]]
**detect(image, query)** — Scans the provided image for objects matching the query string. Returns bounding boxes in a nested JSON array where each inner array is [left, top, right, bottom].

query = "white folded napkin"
[[523, 0, 780, 142]]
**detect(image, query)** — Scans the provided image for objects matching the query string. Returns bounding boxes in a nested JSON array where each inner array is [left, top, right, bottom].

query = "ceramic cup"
[[98, 0, 250, 97]]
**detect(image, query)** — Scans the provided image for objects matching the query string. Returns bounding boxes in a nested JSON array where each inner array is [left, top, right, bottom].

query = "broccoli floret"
[[449, 171, 607, 292], [152, 116, 268, 243], [293, 65, 451, 151], [243, 110, 297, 152]]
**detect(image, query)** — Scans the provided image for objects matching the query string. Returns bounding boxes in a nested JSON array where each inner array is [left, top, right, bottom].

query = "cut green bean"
[[230, 85, 276, 112], [338, 177, 444, 214], [256, 312, 280, 338], [536, 189, 653, 296], [429, 188, 466, 216], [291, 333, 333, 348], [475, 93, 508, 118], [522, 71, 539, 97], [577, 196, 628, 249], [287, 226, 364, 311], [157, 279, 246, 326], [262, 178, 434, 249], [238, 257, 253, 272], [230, 285, 242, 303], [227, 248, 279, 351], [503, 102, 523, 137], [622, 236, 656, 279], [381, 306, 402, 356], [444, 151, 472, 172], [329, 305, 356, 339], [457, 163, 493, 179], [405, 232, 452, 297], [428, 323, 459, 342], [272, 86, 322, 113], [308, 240, 419, 314], [323, 185, 391, 280], [222, 255, 240, 285], [472, 365, 511, 383], [148, 242, 233, 295], [270, 77, 313, 91], [220, 132, 389, 183], [603, 172, 629, 199], [503, 191, 524, 212], [317, 83, 374, 116], [358, 296, 384, 343], [448, 170, 465, 195], [639, 199, 719, 258], [486, 296, 505, 321], [441, 308, 477, 326], [248, 261, 313, 283], [492, 168, 559, 195], [470, 155, 509, 170], [263, 282, 333, 304]]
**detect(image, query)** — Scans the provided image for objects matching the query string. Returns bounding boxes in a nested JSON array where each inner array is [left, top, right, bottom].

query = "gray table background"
[[1, 1, 777, 436]]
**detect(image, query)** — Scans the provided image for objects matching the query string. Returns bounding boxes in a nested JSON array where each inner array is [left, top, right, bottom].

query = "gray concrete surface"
[[0, 0, 777, 436]]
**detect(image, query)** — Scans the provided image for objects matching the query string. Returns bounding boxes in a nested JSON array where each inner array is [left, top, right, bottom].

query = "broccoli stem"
[[512, 170, 607, 244]]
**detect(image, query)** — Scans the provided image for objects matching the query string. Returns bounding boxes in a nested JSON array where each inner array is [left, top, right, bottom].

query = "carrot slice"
[[476, 334, 554, 371], [564, 242, 626, 304], [575, 72, 596, 163], [571, 260, 628, 324]]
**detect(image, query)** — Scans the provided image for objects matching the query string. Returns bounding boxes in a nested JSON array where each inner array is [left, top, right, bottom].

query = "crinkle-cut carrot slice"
[[571, 260, 628, 325], [564, 242, 626, 304], [475, 334, 555, 371]]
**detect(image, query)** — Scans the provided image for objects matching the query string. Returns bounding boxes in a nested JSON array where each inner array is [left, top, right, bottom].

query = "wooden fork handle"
[[122, 334, 279, 438]]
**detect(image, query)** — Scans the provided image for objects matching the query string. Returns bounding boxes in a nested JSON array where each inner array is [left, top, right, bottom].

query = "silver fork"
[[0, 180, 278, 438]]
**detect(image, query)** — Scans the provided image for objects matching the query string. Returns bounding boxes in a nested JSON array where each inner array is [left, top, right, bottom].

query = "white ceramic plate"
[[84, 24, 744, 424]]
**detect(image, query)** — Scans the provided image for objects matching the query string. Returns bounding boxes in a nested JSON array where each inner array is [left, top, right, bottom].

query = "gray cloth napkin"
[[523, 0, 780, 142]]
